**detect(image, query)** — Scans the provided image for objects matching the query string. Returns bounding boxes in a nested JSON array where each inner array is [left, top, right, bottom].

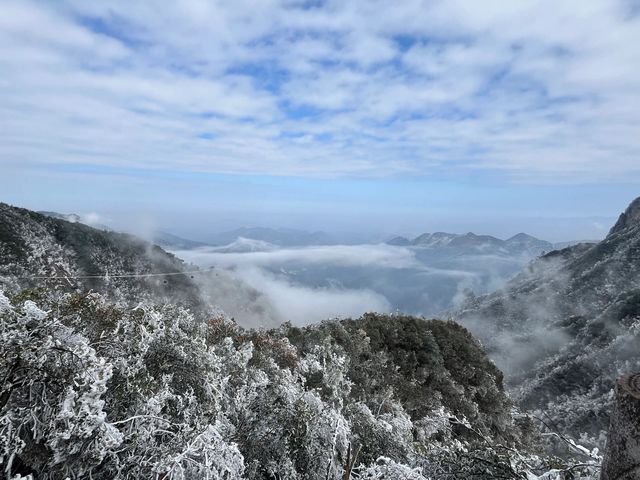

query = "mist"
[[456, 254, 574, 378], [174, 241, 539, 327]]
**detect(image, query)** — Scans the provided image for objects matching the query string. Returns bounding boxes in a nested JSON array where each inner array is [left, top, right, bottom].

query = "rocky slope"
[[456, 197, 640, 446], [609, 196, 640, 235]]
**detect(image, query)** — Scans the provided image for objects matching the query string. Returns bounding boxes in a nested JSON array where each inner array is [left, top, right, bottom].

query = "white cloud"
[[1, 0, 639, 182], [177, 244, 402, 325], [81, 212, 103, 225], [227, 266, 391, 325], [174, 243, 522, 325], [175, 244, 422, 269]]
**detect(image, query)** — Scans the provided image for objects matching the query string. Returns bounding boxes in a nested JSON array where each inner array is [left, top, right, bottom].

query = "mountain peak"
[[386, 236, 411, 246], [609, 197, 640, 236], [38, 210, 110, 231], [507, 232, 534, 241], [38, 211, 82, 223]]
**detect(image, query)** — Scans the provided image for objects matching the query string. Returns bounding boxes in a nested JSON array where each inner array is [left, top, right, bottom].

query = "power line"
[[11, 267, 215, 281]]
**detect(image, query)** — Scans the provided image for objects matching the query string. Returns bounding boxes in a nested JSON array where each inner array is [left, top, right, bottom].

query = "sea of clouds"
[[174, 242, 531, 327]]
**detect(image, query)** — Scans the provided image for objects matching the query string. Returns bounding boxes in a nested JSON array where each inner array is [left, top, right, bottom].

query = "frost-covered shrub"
[[0, 295, 122, 478], [358, 457, 428, 480], [0, 290, 600, 479], [279, 314, 513, 443], [346, 402, 413, 466]]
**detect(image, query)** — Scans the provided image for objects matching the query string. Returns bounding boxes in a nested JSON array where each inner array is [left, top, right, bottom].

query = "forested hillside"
[[457, 197, 640, 447], [0, 203, 284, 326], [0, 202, 204, 308]]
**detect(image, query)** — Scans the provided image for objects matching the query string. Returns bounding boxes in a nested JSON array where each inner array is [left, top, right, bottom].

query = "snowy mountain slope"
[[0, 203, 289, 325], [0, 202, 602, 478], [456, 196, 640, 446], [38, 210, 112, 231], [412, 231, 459, 248], [1, 203, 209, 309]]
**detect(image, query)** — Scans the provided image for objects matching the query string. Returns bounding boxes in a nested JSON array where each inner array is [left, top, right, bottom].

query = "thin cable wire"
[[12, 267, 215, 281]]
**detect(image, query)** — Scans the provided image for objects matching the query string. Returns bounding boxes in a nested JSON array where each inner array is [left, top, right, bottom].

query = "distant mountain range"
[[207, 237, 277, 253], [206, 227, 337, 247], [151, 231, 209, 250], [37, 211, 579, 256], [387, 231, 553, 256]]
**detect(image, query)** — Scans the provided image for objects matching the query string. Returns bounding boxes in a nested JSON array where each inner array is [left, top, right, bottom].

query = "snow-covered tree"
[[0, 290, 601, 480]]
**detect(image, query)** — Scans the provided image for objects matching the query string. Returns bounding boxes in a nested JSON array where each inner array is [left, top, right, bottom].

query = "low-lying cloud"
[[176, 243, 422, 270], [228, 266, 391, 325], [178, 244, 403, 325], [176, 243, 530, 327]]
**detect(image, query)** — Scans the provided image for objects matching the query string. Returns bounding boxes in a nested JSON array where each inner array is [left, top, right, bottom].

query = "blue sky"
[[1, 0, 639, 241]]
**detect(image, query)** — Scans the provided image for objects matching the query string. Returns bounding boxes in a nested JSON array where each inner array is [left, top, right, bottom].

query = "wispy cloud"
[[174, 243, 524, 323], [176, 244, 422, 269], [1, 0, 639, 182], [222, 266, 392, 325]]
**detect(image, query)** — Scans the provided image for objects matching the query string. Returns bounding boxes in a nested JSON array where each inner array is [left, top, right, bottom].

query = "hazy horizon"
[[0, 190, 628, 244]]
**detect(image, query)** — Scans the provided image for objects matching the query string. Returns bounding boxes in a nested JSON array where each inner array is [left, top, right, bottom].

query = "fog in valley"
[[171, 234, 548, 326]]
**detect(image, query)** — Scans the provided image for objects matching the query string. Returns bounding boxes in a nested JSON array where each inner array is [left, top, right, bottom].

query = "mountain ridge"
[[0, 203, 306, 327], [455, 196, 640, 447], [386, 230, 553, 255], [207, 226, 336, 247], [38, 210, 111, 231], [0, 200, 612, 478], [608, 196, 640, 236], [1, 203, 206, 309]]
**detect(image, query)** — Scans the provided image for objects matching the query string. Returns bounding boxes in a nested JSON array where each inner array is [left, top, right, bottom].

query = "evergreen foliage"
[[1, 291, 598, 479]]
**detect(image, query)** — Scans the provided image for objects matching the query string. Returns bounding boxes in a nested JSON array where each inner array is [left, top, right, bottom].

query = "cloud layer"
[[1, 0, 640, 182], [175, 243, 531, 324], [223, 266, 392, 326], [177, 244, 421, 269], [177, 244, 411, 324]]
